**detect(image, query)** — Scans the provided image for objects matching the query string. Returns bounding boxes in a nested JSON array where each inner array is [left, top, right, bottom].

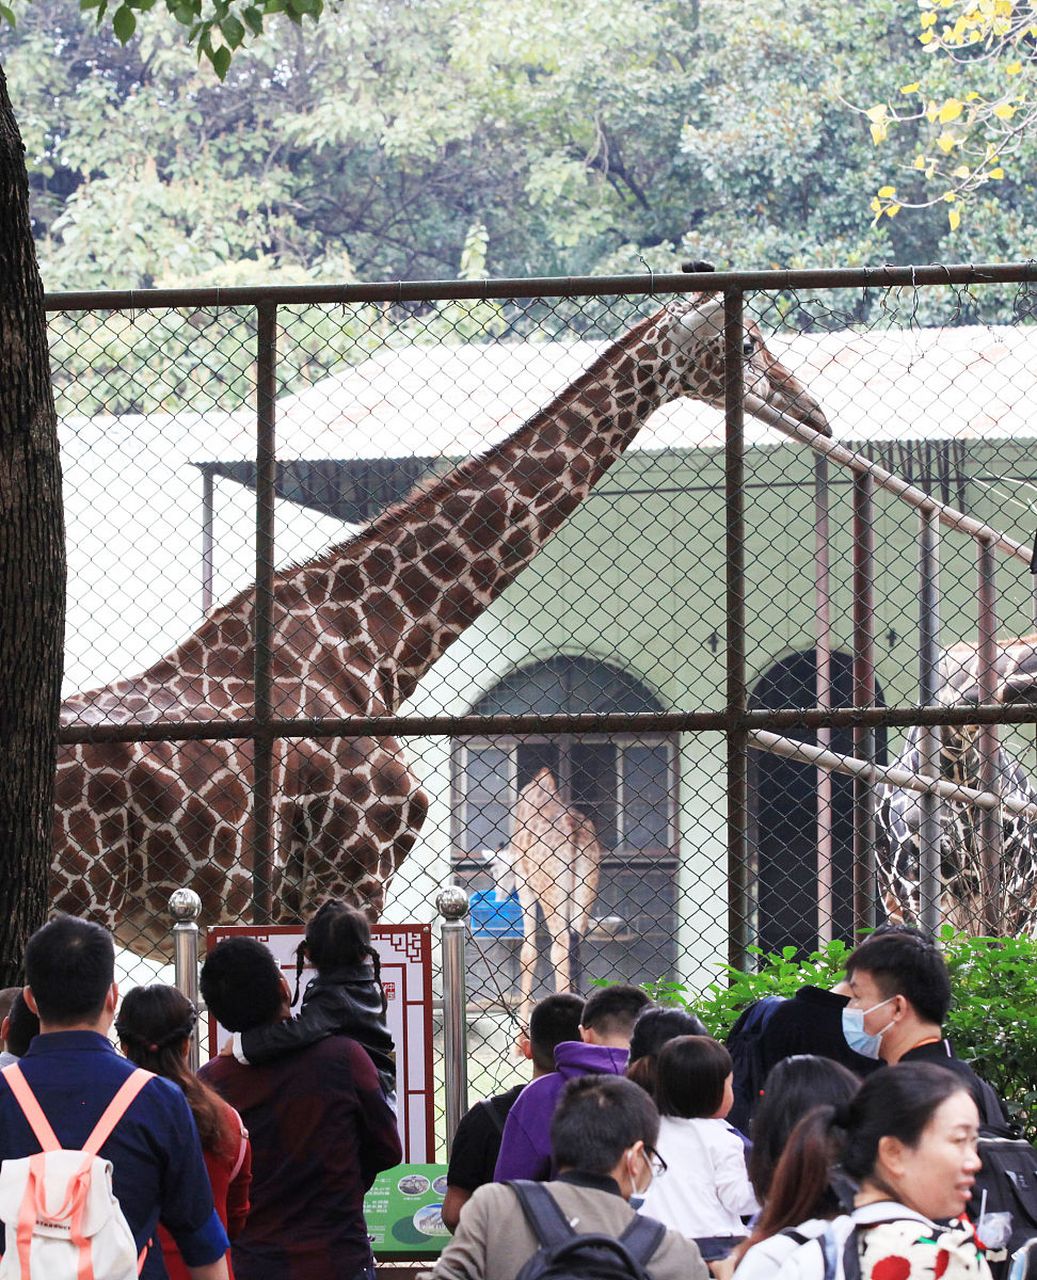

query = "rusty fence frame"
[[47, 261, 1037, 968]]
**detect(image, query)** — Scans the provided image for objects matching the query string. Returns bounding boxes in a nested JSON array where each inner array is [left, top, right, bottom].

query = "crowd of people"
[[0, 913, 1022, 1280]]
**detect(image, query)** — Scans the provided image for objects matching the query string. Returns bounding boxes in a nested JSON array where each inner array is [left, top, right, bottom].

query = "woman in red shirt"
[[117, 984, 251, 1279]]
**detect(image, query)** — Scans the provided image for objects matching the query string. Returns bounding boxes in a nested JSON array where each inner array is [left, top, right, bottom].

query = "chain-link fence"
[[48, 263, 1037, 1143]]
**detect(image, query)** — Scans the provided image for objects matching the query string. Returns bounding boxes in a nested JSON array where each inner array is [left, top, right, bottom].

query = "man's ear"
[[516, 1033, 533, 1061], [279, 974, 293, 1005], [1, 1015, 9, 1045], [106, 982, 119, 1013], [23, 987, 38, 1017], [579, 1024, 598, 1044]]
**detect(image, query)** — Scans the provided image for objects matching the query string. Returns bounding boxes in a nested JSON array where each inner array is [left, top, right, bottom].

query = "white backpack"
[[0, 1062, 153, 1280]]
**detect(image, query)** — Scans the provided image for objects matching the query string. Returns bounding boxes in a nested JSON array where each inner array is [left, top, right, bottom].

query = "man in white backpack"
[[0, 916, 230, 1280]]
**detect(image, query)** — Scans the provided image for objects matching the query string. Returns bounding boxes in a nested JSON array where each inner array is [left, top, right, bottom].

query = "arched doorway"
[[749, 650, 885, 955]]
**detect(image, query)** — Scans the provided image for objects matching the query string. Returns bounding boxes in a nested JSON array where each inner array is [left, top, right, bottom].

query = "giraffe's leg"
[[541, 897, 571, 997], [516, 875, 539, 1021]]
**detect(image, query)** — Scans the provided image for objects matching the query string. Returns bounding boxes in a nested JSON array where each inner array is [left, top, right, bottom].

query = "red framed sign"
[[205, 924, 436, 1162]]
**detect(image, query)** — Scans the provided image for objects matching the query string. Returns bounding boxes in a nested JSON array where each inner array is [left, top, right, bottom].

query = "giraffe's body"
[[52, 291, 830, 953], [878, 636, 1037, 935], [500, 769, 603, 1011]]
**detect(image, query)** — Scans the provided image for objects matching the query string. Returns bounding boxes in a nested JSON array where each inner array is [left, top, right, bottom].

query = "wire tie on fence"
[[637, 256, 655, 296]]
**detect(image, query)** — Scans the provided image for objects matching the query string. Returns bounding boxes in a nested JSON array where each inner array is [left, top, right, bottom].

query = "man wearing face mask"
[[421, 1075, 707, 1280], [842, 931, 1005, 1125]]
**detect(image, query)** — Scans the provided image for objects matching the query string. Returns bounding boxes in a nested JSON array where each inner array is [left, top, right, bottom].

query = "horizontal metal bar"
[[755, 404, 1030, 565], [42, 262, 1037, 312], [750, 729, 1037, 820], [57, 700, 1037, 744]]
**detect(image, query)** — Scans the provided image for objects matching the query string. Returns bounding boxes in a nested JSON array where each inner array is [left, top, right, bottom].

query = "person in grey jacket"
[[424, 1075, 708, 1280]]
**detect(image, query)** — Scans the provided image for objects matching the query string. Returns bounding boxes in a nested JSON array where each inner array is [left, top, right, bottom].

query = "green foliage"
[[647, 929, 1037, 1137]]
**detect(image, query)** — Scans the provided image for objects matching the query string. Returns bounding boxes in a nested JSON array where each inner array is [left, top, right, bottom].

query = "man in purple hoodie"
[[492, 984, 652, 1182]]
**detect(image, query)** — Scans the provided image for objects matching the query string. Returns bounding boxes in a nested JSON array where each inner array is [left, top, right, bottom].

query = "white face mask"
[[841, 996, 897, 1060], [628, 1146, 653, 1201]]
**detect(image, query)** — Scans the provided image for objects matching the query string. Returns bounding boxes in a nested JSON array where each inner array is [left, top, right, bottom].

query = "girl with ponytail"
[[117, 985, 251, 1280], [229, 899, 396, 1099], [733, 1062, 990, 1280]]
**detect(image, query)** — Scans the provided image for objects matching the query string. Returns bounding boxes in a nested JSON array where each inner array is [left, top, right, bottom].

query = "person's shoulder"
[[508, 1072, 559, 1111]]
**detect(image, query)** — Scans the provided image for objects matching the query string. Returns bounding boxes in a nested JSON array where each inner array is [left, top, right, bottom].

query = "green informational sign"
[[365, 1162, 452, 1258]]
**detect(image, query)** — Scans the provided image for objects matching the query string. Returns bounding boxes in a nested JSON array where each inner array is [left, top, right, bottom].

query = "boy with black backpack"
[[422, 1075, 707, 1280]]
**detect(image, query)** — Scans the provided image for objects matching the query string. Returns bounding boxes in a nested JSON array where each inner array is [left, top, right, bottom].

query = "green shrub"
[[644, 927, 1037, 1138]]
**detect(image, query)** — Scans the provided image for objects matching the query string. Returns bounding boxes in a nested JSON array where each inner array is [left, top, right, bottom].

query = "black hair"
[[25, 916, 115, 1025], [5, 992, 39, 1057], [528, 993, 584, 1073], [580, 984, 652, 1040], [846, 931, 952, 1025], [551, 1074, 660, 1175], [0, 987, 21, 1025], [200, 937, 284, 1032], [294, 899, 385, 1010], [116, 985, 226, 1153], [626, 1007, 709, 1097], [748, 1055, 861, 1203], [755, 1062, 967, 1249], [655, 1035, 732, 1119]]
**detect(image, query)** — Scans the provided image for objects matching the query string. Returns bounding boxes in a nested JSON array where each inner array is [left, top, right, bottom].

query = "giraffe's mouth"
[[1000, 671, 1037, 704]]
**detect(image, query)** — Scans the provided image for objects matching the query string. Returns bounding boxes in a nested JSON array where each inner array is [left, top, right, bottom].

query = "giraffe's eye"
[[742, 335, 756, 358]]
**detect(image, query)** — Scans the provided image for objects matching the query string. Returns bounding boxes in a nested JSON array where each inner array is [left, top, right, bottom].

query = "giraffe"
[[52, 287, 831, 955], [497, 769, 603, 1012], [878, 635, 1037, 935]]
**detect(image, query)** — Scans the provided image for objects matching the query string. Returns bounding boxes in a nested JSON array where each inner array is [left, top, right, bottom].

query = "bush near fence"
[[644, 928, 1037, 1138]]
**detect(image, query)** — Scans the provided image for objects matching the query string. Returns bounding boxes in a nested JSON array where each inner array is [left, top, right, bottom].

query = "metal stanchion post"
[[436, 886, 469, 1156], [169, 888, 202, 1072]]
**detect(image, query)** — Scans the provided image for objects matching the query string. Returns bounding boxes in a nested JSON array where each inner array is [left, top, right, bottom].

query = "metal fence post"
[[917, 510, 943, 934], [169, 888, 202, 1072], [436, 886, 469, 1155], [852, 471, 877, 933]]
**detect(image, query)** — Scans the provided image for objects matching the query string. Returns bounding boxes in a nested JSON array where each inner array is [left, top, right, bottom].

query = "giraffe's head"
[[657, 294, 831, 437], [942, 634, 1037, 708]]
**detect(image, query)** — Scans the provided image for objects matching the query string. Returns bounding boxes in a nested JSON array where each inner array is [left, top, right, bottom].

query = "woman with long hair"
[[734, 1062, 989, 1280], [117, 985, 251, 1280]]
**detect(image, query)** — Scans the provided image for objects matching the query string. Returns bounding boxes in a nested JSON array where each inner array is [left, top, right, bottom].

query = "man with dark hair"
[[199, 934, 401, 1280], [844, 930, 1003, 1121], [493, 983, 652, 1182], [0, 991, 40, 1061], [442, 992, 584, 1229], [424, 1075, 706, 1280], [0, 916, 229, 1280]]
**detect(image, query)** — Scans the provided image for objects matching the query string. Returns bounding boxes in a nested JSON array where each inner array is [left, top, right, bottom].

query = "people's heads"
[[116, 985, 196, 1073], [551, 1074, 662, 1200], [2, 992, 40, 1058], [200, 937, 287, 1032], [748, 1055, 861, 1203], [303, 899, 373, 971], [767, 1063, 979, 1229], [579, 984, 652, 1047], [844, 931, 952, 1062], [627, 1007, 709, 1096], [24, 916, 116, 1028], [527, 993, 584, 1074], [654, 1035, 733, 1120], [0, 987, 20, 1028]]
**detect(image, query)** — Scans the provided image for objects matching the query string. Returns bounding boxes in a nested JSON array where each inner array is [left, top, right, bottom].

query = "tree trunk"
[[0, 64, 65, 984]]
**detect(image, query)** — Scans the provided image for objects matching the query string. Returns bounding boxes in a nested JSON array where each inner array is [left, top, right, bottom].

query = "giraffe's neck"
[[286, 305, 692, 707]]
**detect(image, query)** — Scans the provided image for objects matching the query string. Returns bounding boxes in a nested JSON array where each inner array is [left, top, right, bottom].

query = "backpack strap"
[[2, 1063, 61, 1152], [617, 1212, 666, 1267], [507, 1180, 578, 1250], [83, 1069, 153, 1157]]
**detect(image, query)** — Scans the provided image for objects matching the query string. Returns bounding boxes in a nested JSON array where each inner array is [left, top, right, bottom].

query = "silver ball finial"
[[435, 886, 470, 921], [168, 888, 202, 922]]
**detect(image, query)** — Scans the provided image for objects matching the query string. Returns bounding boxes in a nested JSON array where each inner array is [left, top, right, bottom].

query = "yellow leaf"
[[914, 155, 927, 169], [870, 121, 889, 144], [952, 164, 971, 177], [865, 104, 888, 122], [948, 207, 961, 231], [887, 203, 902, 217], [920, 29, 935, 43], [993, 103, 1016, 119], [870, 197, 882, 213], [989, 167, 1005, 178], [966, 91, 981, 101], [925, 100, 940, 123], [877, 184, 897, 197], [1006, 61, 1023, 74], [943, 191, 957, 202], [920, 10, 938, 26], [939, 98, 964, 122], [937, 131, 957, 152], [901, 82, 921, 94]]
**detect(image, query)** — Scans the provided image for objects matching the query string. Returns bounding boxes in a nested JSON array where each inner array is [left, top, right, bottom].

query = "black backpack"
[[969, 1122, 1037, 1275], [508, 1180, 666, 1280], [725, 995, 786, 1133]]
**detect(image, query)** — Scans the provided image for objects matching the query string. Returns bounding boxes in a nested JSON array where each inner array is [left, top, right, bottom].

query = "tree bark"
[[0, 63, 65, 984]]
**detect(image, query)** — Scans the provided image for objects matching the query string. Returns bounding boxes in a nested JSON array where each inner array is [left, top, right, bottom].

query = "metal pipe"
[[852, 471, 877, 932], [169, 888, 202, 1071], [976, 539, 1002, 932], [749, 729, 1037, 819], [815, 454, 833, 945], [201, 466, 214, 618], [917, 510, 943, 934], [436, 887, 470, 1154], [252, 302, 277, 925], [725, 289, 750, 972], [43, 261, 1037, 313]]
